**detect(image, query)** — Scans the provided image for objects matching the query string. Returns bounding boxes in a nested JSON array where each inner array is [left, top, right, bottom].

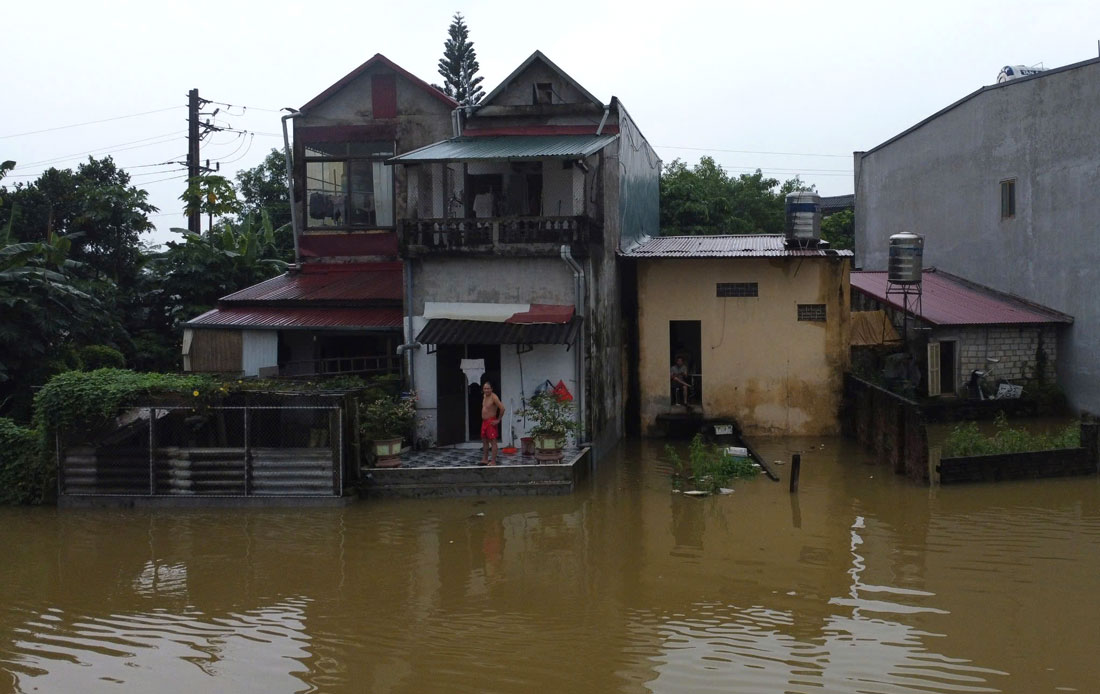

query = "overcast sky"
[[4, 0, 1099, 245]]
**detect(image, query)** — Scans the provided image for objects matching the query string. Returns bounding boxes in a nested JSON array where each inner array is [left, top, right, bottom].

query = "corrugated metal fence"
[[59, 406, 344, 498]]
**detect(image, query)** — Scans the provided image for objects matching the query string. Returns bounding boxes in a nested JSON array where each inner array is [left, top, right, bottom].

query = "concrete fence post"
[[1080, 420, 1099, 471]]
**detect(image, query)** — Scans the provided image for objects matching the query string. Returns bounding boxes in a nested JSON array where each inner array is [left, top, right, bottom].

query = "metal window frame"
[[716, 282, 759, 298], [797, 303, 827, 322]]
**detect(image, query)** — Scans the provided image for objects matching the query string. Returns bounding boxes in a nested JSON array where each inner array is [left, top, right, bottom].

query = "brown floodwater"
[[2, 437, 1098, 694]]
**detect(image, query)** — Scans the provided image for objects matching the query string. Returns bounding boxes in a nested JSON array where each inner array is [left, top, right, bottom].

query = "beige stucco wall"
[[637, 256, 851, 436]]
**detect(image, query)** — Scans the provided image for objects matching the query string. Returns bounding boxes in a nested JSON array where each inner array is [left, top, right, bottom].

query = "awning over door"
[[389, 134, 619, 164], [417, 318, 580, 346]]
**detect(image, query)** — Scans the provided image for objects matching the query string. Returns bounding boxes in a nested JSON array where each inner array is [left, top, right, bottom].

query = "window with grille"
[[797, 304, 827, 321], [716, 282, 758, 297]]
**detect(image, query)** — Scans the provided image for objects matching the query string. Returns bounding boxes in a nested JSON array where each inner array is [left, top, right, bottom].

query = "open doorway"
[[939, 340, 957, 396], [669, 320, 702, 406], [466, 345, 502, 441]]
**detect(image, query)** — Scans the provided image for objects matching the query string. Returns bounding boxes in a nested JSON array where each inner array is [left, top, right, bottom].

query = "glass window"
[[303, 141, 394, 229]]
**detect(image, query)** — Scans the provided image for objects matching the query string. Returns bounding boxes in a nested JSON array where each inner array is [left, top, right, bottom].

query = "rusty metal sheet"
[[851, 269, 1073, 326], [219, 263, 403, 303], [186, 307, 403, 331], [620, 234, 855, 258]]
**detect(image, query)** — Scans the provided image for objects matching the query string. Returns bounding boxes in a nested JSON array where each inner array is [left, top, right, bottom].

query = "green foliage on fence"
[[33, 369, 221, 439], [944, 414, 1080, 457], [0, 417, 45, 504]]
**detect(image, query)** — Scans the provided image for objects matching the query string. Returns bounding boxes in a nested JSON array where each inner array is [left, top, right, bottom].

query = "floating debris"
[[718, 488, 734, 495], [682, 490, 710, 497]]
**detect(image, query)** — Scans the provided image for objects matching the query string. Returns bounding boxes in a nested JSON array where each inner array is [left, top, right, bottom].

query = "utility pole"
[[187, 88, 201, 233], [185, 89, 224, 233]]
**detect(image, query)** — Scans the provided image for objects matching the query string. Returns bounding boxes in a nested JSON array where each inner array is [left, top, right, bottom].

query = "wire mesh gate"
[[59, 406, 344, 497]]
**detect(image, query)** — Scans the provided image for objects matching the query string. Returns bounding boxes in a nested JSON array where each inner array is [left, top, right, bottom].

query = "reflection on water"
[[1, 438, 1098, 693]]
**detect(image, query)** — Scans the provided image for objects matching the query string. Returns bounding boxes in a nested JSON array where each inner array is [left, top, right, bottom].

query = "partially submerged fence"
[[843, 374, 1099, 484], [59, 405, 345, 498], [842, 374, 930, 482]]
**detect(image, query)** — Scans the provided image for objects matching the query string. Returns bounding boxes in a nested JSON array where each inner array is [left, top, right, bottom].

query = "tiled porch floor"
[[393, 443, 585, 469]]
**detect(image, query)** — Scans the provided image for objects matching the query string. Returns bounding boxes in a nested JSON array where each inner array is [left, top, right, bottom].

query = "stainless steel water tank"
[[785, 191, 821, 244], [888, 232, 924, 284]]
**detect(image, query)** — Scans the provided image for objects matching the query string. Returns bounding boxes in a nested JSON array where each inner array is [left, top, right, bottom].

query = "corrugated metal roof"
[[390, 135, 619, 163], [417, 318, 580, 346], [186, 307, 404, 330], [620, 235, 855, 258], [219, 263, 402, 303], [850, 270, 1073, 326]]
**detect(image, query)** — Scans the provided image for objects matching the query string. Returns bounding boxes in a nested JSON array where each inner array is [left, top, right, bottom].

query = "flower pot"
[[533, 434, 564, 463], [520, 437, 535, 456], [373, 437, 404, 468]]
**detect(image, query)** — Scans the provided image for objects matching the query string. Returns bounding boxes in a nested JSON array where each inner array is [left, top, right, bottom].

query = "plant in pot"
[[521, 390, 578, 463], [360, 393, 416, 468]]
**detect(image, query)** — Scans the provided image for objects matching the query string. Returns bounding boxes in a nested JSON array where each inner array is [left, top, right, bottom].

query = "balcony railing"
[[399, 215, 599, 256]]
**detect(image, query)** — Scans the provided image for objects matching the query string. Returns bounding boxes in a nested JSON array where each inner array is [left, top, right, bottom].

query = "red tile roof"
[[186, 307, 403, 330], [850, 269, 1073, 326], [620, 235, 854, 258], [219, 263, 402, 303]]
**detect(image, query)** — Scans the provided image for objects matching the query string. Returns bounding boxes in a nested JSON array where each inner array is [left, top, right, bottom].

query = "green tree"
[[0, 157, 156, 287], [436, 12, 485, 106], [234, 149, 293, 259], [821, 209, 854, 250], [659, 157, 813, 236]]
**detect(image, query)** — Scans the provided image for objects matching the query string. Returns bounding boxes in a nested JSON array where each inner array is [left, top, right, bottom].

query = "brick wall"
[[933, 325, 1057, 390]]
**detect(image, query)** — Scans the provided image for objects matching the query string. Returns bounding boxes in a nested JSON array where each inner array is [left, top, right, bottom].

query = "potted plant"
[[360, 393, 416, 467], [520, 390, 578, 463]]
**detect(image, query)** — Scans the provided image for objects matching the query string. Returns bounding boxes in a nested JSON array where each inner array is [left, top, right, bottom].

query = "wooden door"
[[927, 342, 942, 397]]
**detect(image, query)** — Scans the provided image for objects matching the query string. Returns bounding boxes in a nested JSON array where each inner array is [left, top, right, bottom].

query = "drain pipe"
[[560, 246, 586, 442], [596, 103, 610, 136], [396, 260, 420, 391], [281, 109, 304, 265]]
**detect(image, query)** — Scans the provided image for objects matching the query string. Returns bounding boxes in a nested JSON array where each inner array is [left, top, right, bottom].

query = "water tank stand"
[[885, 281, 923, 345]]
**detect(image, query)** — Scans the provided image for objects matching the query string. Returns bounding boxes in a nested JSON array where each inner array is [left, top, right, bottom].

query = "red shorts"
[[480, 420, 499, 440]]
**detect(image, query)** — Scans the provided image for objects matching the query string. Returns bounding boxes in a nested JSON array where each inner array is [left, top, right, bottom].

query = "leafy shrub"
[[519, 390, 578, 438], [79, 345, 126, 371], [0, 418, 45, 504], [944, 413, 1080, 457], [667, 434, 758, 493], [360, 393, 417, 442], [33, 369, 220, 442]]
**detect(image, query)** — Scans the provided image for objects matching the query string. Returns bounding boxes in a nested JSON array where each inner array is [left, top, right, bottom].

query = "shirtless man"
[[480, 380, 505, 465]]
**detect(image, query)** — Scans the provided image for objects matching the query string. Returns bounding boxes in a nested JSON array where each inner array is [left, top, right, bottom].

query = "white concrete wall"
[[541, 162, 582, 216], [405, 316, 577, 446], [241, 330, 278, 377], [501, 343, 578, 445], [855, 58, 1100, 412]]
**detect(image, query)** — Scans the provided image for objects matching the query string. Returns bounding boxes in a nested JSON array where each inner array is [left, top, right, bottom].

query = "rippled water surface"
[[2, 438, 1098, 693]]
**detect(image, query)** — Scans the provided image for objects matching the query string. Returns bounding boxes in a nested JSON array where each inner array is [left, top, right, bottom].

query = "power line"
[[12, 131, 186, 170], [655, 144, 851, 159], [140, 174, 189, 186], [0, 106, 182, 140]]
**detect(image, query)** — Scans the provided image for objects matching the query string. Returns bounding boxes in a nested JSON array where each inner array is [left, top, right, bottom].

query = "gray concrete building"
[[391, 51, 660, 458], [854, 56, 1100, 412]]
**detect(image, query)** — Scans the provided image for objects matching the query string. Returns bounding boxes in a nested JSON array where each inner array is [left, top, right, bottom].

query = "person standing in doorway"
[[671, 355, 692, 407], [480, 380, 505, 465]]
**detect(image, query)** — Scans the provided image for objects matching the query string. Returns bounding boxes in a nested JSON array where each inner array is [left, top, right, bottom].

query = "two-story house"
[[184, 54, 456, 379], [389, 51, 660, 457]]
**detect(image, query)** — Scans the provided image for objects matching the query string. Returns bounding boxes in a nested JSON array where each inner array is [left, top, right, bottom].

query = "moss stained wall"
[[637, 256, 851, 436]]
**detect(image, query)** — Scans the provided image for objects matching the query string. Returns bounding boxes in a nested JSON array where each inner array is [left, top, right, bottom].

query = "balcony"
[[398, 215, 600, 257]]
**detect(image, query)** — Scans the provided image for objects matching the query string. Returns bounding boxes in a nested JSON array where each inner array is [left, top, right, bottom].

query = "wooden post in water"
[[789, 454, 801, 493]]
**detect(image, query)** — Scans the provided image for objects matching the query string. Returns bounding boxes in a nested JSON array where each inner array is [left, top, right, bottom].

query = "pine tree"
[[437, 13, 485, 106]]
